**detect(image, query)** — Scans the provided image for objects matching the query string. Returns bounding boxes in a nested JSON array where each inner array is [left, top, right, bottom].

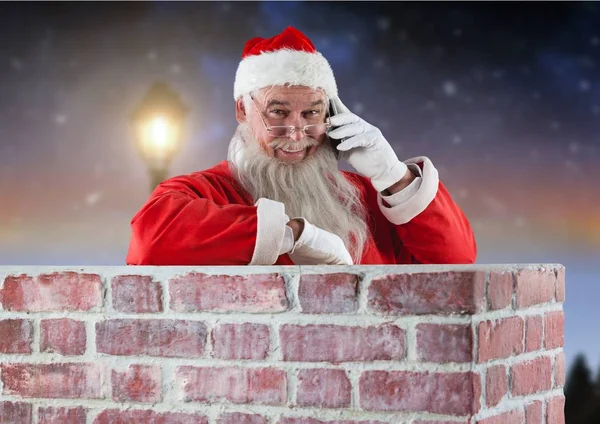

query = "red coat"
[[126, 157, 476, 265]]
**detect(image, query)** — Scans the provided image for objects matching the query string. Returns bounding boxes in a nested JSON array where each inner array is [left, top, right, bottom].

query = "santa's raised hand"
[[327, 97, 408, 193]]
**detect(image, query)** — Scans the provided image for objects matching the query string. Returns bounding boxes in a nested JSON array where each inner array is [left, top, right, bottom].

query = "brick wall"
[[0, 265, 565, 424]]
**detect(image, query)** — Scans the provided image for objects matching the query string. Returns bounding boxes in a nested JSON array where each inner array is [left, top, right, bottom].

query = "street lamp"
[[131, 82, 188, 191]]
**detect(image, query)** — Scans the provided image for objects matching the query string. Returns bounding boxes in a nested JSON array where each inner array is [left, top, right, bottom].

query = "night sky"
[[0, 1, 598, 369]]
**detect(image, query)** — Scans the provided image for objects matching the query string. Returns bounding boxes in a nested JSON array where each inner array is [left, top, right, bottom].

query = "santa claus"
[[126, 27, 477, 266]]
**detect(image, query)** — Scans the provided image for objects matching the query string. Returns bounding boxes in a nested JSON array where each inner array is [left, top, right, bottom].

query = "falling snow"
[[373, 58, 385, 69], [10, 58, 23, 71], [85, 192, 103, 206], [54, 114, 67, 125], [492, 69, 505, 79], [352, 103, 364, 114], [565, 160, 580, 173], [569, 142, 580, 154], [377, 17, 391, 31], [515, 217, 526, 227], [442, 81, 457, 96]]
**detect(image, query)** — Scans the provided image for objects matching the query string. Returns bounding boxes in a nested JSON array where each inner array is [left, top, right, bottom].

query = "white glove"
[[328, 97, 408, 193], [287, 218, 353, 265]]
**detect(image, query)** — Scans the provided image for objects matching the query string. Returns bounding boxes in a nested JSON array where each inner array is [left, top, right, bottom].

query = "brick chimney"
[[0, 265, 565, 424]]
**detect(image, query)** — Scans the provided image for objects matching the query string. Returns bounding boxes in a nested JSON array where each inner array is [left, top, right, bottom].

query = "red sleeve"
[[393, 181, 477, 264], [126, 175, 259, 266], [370, 156, 477, 265]]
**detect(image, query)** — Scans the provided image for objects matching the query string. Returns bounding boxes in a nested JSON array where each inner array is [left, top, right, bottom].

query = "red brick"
[[177, 366, 286, 405], [93, 410, 208, 424], [96, 319, 206, 358], [39, 407, 86, 424], [545, 311, 564, 349], [278, 420, 387, 424], [299, 273, 359, 313], [40, 318, 86, 355], [212, 323, 269, 360], [525, 400, 543, 424], [476, 409, 524, 424], [0, 272, 102, 312], [413, 421, 469, 424], [485, 364, 507, 407], [217, 413, 268, 424], [0, 401, 32, 424], [525, 315, 543, 352], [169, 273, 288, 313], [280, 324, 404, 362], [297, 369, 351, 408], [547, 395, 565, 424], [112, 364, 161, 403], [477, 316, 524, 362], [555, 267, 565, 302], [488, 271, 513, 310], [111, 275, 162, 313], [359, 370, 479, 415], [413, 421, 470, 424], [416, 323, 472, 363], [511, 356, 552, 396], [554, 351, 566, 387], [368, 271, 485, 315], [1, 363, 103, 398], [0, 319, 33, 353], [515, 268, 556, 308]]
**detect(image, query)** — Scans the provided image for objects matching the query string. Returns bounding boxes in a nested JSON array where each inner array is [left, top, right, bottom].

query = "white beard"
[[227, 123, 370, 263]]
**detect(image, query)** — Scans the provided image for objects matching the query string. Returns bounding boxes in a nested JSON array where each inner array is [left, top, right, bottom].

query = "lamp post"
[[131, 82, 188, 191]]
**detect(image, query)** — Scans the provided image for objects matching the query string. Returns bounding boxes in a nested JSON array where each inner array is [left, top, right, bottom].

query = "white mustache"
[[269, 137, 319, 150]]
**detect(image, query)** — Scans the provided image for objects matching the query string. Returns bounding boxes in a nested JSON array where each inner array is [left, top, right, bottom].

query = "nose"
[[288, 113, 305, 142], [290, 128, 303, 142]]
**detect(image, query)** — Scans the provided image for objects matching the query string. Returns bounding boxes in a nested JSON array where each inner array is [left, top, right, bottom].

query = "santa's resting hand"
[[287, 218, 353, 265], [328, 97, 408, 193]]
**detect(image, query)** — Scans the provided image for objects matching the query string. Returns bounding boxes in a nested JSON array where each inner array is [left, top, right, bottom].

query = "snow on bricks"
[[169, 272, 288, 312], [0, 272, 102, 311], [1, 363, 104, 399], [280, 323, 405, 362], [96, 318, 208, 358], [40, 318, 86, 355], [367, 271, 486, 315], [38, 406, 87, 424], [0, 265, 565, 423]]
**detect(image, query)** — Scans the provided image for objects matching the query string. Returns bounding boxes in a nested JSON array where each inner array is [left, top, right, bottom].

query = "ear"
[[235, 97, 247, 123]]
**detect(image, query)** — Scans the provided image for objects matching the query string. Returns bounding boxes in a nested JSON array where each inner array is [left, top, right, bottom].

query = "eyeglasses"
[[250, 95, 332, 138]]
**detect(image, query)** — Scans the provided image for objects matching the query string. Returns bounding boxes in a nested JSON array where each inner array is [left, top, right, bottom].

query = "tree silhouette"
[[596, 363, 600, 396], [565, 353, 595, 423]]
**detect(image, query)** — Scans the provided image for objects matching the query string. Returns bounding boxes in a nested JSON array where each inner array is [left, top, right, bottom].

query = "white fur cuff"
[[377, 156, 439, 225], [250, 198, 289, 265]]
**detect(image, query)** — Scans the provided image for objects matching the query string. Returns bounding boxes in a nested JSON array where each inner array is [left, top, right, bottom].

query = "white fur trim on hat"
[[233, 48, 338, 100]]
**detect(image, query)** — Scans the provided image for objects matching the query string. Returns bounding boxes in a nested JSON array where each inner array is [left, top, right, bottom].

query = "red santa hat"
[[233, 26, 338, 100]]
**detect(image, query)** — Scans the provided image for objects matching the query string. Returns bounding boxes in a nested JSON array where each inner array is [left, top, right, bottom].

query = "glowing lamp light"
[[137, 115, 179, 160], [131, 82, 188, 191]]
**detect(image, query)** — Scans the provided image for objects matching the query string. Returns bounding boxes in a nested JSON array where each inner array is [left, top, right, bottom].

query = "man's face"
[[236, 85, 329, 163]]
